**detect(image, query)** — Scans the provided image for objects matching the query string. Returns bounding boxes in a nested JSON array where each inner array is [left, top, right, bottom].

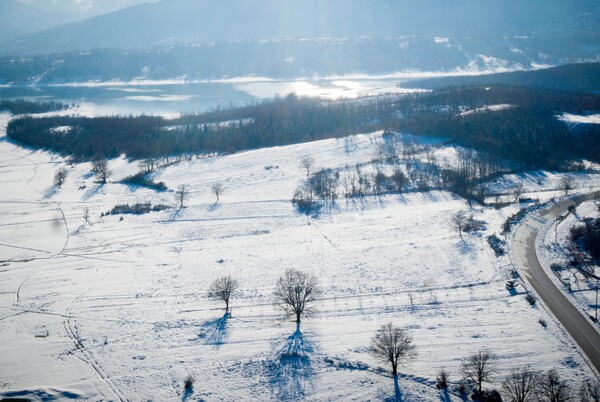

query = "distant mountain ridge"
[[1, 38, 597, 85], [0, 0, 81, 42], [2, 0, 599, 56]]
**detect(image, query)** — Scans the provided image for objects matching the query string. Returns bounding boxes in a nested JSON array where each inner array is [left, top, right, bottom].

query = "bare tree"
[[461, 349, 495, 394], [211, 182, 224, 202], [273, 268, 322, 323], [451, 210, 471, 240], [502, 368, 539, 402], [512, 183, 524, 204], [54, 166, 68, 188], [537, 370, 571, 402], [139, 157, 158, 173], [92, 159, 111, 184], [83, 207, 90, 224], [300, 154, 315, 179], [558, 176, 576, 196], [436, 368, 450, 390], [209, 276, 239, 311], [175, 185, 188, 209], [374, 170, 389, 195], [390, 169, 407, 193], [371, 323, 417, 376], [307, 169, 339, 201], [374, 134, 400, 163], [580, 379, 600, 402]]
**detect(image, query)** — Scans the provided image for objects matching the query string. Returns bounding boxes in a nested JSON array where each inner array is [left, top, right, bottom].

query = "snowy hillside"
[[0, 112, 598, 401]]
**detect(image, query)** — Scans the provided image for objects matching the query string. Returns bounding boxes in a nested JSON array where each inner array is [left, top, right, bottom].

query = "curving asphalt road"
[[512, 190, 600, 374]]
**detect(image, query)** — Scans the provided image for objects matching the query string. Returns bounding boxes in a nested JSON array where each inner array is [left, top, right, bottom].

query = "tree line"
[[0, 99, 68, 114], [292, 137, 507, 212], [7, 86, 600, 167]]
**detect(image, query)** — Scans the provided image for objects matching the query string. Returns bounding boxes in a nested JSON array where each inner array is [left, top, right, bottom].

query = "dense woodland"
[[402, 62, 600, 93], [0, 99, 68, 114], [392, 86, 600, 167], [7, 86, 600, 168]]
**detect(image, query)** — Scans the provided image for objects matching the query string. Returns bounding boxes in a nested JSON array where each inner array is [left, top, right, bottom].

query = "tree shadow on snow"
[[195, 311, 230, 348], [455, 239, 476, 255], [344, 196, 369, 212], [378, 376, 404, 402], [43, 186, 58, 199], [169, 207, 184, 221], [182, 386, 193, 401], [395, 194, 408, 205], [267, 322, 317, 401], [392, 376, 403, 402], [82, 184, 103, 201], [294, 202, 323, 218], [440, 387, 452, 402], [207, 202, 220, 212]]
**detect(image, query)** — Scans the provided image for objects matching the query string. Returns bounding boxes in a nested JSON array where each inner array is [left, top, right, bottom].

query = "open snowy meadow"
[[1, 111, 598, 401]]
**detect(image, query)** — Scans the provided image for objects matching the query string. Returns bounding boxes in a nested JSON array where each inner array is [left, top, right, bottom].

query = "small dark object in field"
[[525, 293, 537, 306], [184, 375, 194, 391]]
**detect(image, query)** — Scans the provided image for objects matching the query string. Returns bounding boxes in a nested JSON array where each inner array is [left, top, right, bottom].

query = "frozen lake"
[[0, 76, 420, 116]]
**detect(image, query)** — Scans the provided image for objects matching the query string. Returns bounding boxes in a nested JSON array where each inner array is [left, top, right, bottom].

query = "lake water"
[[0, 76, 423, 117]]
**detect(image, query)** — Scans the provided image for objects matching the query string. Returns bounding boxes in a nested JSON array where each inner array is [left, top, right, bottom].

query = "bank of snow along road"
[[512, 190, 600, 375]]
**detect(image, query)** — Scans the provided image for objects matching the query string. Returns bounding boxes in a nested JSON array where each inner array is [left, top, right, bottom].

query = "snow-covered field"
[[0, 111, 598, 401], [558, 113, 600, 125]]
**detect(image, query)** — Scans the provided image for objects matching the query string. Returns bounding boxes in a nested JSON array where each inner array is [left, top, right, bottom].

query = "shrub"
[[569, 218, 600, 260], [436, 368, 449, 389], [184, 375, 194, 391], [292, 186, 321, 215], [107, 203, 170, 215], [457, 381, 469, 396], [501, 206, 536, 235], [487, 234, 506, 256], [525, 293, 537, 306], [121, 172, 168, 191], [464, 217, 486, 233], [471, 389, 502, 402]]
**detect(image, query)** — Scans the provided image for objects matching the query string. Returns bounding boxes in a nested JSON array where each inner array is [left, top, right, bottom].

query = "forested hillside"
[[402, 63, 600, 93], [3, 38, 598, 84]]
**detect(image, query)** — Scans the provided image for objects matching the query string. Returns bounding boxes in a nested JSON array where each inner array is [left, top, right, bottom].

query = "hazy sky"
[[15, 0, 159, 18], [0, 0, 160, 40]]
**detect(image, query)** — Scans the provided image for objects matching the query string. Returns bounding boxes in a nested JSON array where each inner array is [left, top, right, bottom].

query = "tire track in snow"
[[0, 311, 25, 322], [14, 276, 28, 307], [0, 242, 53, 254], [310, 220, 342, 251], [56, 202, 70, 253], [64, 293, 129, 402]]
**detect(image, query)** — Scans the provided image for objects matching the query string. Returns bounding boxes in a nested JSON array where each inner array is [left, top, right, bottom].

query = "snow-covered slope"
[[0, 112, 598, 401]]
